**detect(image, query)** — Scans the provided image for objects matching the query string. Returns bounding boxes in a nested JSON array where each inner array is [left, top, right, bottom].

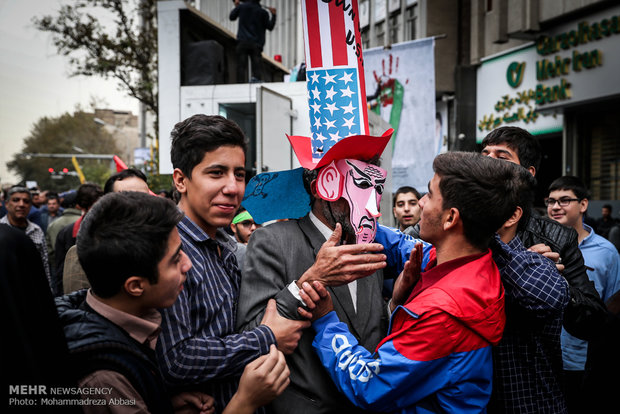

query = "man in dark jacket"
[[56, 192, 290, 413], [46, 191, 81, 267], [595, 204, 618, 240], [230, 0, 276, 82], [406, 126, 607, 340], [1, 225, 80, 414], [56, 192, 199, 413], [52, 183, 103, 295], [39, 192, 63, 232], [481, 126, 607, 340]]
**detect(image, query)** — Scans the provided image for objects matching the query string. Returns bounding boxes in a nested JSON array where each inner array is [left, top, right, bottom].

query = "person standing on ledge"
[[230, 0, 276, 83]]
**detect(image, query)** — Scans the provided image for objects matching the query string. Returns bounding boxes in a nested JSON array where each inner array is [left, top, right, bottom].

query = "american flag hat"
[[289, 0, 394, 170]]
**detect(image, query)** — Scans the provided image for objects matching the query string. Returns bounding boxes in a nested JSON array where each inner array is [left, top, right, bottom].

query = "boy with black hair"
[[392, 185, 422, 231], [481, 126, 542, 176], [357, 157, 571, 412], [57, 192, 202, 413], [103, 168, 150, 194], [489, 166, 570, 413], [298, 152, 520, 413], [158, 114, 307, 412], [546, 175, 620, 412], [481, 126, 607, 341], [52, 182, 103, 295], [57, 192, 289, 414]]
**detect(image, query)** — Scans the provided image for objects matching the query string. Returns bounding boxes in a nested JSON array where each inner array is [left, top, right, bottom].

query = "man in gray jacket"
[[238, 158, 390, 413]]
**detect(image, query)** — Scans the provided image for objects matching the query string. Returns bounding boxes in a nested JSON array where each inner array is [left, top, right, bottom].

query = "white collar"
[[309, 211, 334, 241]]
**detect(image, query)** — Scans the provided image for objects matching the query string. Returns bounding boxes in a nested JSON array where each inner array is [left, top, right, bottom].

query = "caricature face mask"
[[315, 159, 387, 244]]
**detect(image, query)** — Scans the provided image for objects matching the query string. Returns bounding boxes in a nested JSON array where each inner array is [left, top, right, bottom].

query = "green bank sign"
[[476, 44, 563, 141], [476, 5, 620, 142]]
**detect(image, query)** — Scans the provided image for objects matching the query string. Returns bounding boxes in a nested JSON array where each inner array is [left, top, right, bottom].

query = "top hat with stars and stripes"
[[287, 0, 393, 170], [241, 0, 393, 224]]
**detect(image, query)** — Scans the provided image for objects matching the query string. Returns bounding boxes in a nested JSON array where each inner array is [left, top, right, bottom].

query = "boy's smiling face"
[[175, 145, 246, 238]]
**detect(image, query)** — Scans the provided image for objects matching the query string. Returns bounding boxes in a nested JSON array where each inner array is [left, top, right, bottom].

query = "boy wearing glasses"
[[546, 175, 620, 412]]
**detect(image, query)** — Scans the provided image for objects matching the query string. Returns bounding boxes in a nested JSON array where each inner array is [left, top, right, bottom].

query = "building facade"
[[191, 0, 619, 211], [93, 109, 139, 166], [194, 0, 465, 163], [472, 0, 620, 211]]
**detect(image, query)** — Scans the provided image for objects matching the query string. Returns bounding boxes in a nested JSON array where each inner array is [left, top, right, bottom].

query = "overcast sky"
[[0, 0, 139, 186]]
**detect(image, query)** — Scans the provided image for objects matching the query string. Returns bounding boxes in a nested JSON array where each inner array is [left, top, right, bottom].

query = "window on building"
[[361, 28, 370, 50], [376, 21, 385, 47], [389, 12, 400, 45], [360, 0, 370, 29], [573, 102, 620, 201], [405, 5, 417, 41], [589, 127, 620, 200]]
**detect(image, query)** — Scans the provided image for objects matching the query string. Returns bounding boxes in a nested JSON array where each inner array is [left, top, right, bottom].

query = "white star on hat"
[[342, 101, 355, 114], [340, 86, 355, 98], [313, 116, 322, 128], [311, 86, 321, 100], [325, 102, 338, 116], [310, 102, 322, 113], [325, 87, 336, 101], [340, 71, 353, 84], [323, 72, 337, 84], [315, 133, 328, 143], [342, 116, 356, 130]]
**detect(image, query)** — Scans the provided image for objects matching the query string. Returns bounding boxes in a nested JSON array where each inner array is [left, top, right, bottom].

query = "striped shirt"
[[489, 235, 570, 413], [157, 215, 275, 412], [1, 216, 51, 285]]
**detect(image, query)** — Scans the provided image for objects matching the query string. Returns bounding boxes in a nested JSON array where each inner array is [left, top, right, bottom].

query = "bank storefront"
[[476, 4, 620, 212]]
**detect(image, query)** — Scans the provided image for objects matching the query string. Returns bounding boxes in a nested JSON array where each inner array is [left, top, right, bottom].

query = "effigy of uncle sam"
[[243, 0, 394, 244]]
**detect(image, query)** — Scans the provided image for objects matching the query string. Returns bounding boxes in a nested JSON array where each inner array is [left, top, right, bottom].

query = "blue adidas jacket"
[[312, 250, 506, 413]]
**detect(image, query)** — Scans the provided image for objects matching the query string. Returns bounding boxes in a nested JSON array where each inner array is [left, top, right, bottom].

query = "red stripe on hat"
[[305, 0, 322, 67], [329, 2, 347, 66]]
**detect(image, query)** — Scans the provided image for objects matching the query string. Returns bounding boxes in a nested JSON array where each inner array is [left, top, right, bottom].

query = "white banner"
[[364, 38, 436, 193]]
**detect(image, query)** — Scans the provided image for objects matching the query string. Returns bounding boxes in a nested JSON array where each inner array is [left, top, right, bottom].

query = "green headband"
[[232, 211, 253, 224]]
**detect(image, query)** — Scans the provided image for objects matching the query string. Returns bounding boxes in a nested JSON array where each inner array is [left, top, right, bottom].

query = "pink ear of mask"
[[315, 161, 343, 201]]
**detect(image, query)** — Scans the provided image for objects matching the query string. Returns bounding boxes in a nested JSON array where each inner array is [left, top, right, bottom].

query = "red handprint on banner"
[[367, 54, 407, 136]]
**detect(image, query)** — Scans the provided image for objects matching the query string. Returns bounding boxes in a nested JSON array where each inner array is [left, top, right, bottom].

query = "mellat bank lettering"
[[478, 13, 619, 132]]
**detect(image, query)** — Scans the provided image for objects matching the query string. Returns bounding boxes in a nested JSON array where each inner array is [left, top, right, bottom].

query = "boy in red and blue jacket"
[[298, 152, 525, 413]]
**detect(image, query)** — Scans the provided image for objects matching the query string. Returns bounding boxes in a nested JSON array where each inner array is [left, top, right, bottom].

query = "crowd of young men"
[[3, 116, 618, 414]]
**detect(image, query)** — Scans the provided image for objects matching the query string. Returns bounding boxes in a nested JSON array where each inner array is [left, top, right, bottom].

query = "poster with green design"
[[365, 38, 436, 193]]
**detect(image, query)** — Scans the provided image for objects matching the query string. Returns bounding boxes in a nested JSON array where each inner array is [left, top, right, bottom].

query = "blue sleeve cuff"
[[254, 324, 277, 353], [312, 310, 339, 333]]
